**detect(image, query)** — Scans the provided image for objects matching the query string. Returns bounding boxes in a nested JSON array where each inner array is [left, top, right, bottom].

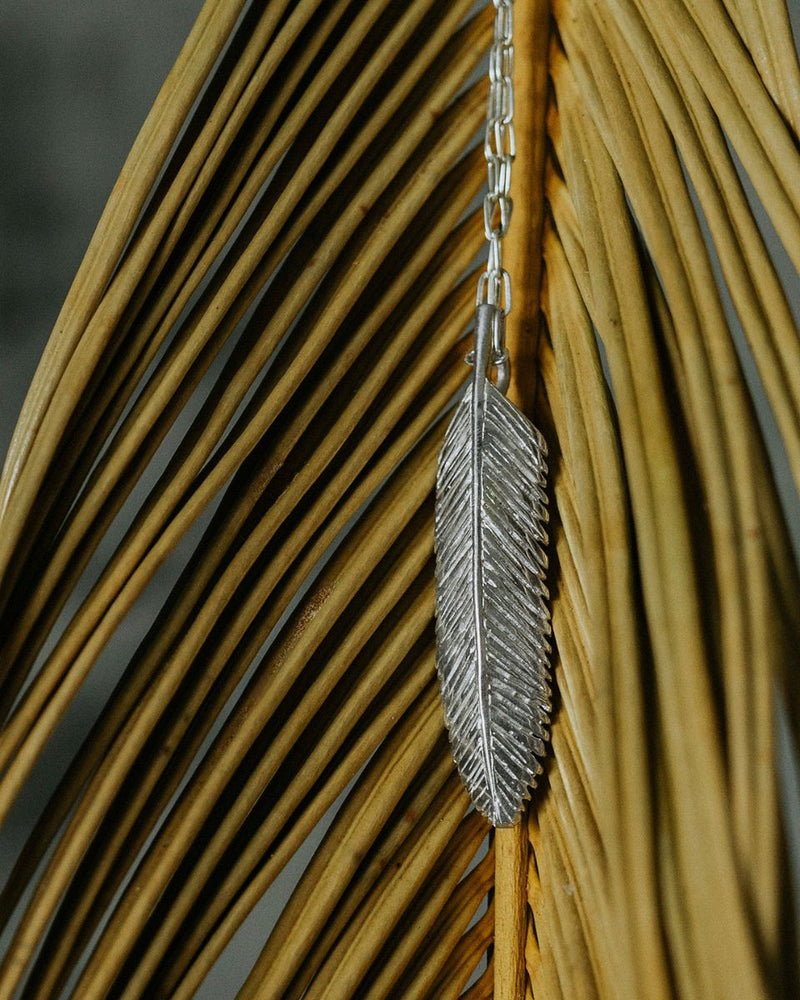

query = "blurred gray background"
[[0, 2, 324, 996], [1, 0, 799, 996], [0, 0, 202, 459]]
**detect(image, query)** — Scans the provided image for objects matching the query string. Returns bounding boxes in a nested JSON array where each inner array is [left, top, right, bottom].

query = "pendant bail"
[[467, 304, 510, 396]]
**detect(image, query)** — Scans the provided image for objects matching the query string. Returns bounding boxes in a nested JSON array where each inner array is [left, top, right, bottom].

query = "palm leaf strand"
[[0, 0, 798, 997]]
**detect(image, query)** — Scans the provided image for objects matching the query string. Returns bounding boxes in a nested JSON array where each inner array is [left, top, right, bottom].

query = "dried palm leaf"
[[0, 0, 798, 998]]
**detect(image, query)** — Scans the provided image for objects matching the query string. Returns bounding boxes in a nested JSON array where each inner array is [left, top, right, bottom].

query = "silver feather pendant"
[[434, 303, 551, 827]]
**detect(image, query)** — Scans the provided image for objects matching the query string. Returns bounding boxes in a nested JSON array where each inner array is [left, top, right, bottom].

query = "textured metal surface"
[[434, 305, 551, 827], [434, 0, 551, 828]]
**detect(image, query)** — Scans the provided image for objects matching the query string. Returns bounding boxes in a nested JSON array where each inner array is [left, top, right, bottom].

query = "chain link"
[[477, 0, 514, 320]]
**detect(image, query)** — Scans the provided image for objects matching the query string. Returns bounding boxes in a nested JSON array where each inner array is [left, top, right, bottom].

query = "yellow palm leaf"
[[0, 1, 797, 997]]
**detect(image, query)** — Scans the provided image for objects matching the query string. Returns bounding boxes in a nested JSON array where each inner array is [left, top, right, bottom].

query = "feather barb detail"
[[434, 304, 551, 827]]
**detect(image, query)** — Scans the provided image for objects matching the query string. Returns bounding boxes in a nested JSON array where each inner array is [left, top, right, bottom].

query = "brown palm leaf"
[[0, 0, 798, 998]]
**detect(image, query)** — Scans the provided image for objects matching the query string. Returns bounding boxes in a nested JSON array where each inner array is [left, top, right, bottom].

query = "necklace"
[[433, 0, 552, 827]]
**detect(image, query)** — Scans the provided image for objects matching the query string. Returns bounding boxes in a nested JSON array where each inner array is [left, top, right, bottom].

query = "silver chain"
[[476, 0, 515, 318]]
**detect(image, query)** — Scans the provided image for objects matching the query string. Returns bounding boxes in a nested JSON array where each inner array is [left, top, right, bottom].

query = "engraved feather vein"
[[434, 375, 551, 826]]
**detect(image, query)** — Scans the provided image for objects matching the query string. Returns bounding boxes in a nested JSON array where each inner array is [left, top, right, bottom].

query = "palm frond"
[[0, 0, 798, 997]]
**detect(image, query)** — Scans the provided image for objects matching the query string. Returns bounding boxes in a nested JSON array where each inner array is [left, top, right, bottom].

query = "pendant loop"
[[467, 304, 510, 396]]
